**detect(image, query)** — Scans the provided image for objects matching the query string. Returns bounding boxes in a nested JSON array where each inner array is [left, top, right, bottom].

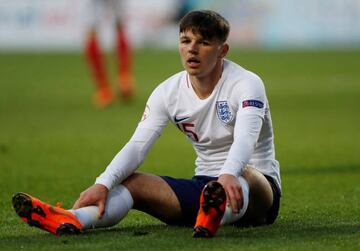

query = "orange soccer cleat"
[[94, 86, 114, 108], [12, 192, 83, 235], [193, 181, 226, 238], [118, 73, 135, 100]]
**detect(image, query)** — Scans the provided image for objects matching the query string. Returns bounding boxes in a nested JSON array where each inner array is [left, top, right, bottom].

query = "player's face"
[[179, 30, 228, 78]]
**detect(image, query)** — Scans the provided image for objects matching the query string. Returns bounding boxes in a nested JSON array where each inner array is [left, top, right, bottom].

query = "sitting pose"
[[13, 10, 281, 238]]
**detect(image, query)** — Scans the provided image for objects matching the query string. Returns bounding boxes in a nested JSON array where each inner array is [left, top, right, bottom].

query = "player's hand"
[[217, 174, 243, 214], [72, 183, 109, 219]]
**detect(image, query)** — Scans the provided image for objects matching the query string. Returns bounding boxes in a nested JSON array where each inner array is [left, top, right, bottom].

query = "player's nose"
[[188, 42, 199, 54]]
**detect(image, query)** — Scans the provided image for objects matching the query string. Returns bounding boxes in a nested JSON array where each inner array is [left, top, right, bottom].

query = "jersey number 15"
[[176, 123, 199, 142]]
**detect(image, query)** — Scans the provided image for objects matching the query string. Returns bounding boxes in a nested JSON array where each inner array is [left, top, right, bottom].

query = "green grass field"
[[0, 50, 359, 250]]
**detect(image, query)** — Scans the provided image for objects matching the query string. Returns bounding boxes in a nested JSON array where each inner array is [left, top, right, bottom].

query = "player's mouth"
[[187, 58, 201, 68]]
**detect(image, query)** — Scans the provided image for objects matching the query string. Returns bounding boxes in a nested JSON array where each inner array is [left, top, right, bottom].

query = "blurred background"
[[1, 1, 359, 249], [1, 0, 360, 51]]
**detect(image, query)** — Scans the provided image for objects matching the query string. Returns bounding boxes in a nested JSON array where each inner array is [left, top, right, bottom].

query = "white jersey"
[[96, 59, 281, 191]]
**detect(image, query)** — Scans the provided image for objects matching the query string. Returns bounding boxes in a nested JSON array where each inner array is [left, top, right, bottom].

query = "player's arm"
[[73, 85, 169, 216], [218, 74, 266, 213], [72, 128, 160, 217], [95, 127, 160, 189]]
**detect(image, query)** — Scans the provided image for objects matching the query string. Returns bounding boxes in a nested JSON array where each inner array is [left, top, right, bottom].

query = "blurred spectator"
[[173, 0, 197, 22], [85, 0, 134, 107]]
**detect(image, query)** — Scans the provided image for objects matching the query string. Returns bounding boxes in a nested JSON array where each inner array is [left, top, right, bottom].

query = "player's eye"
[[180, 39, 190, 44], [180, 36, 191, 42]]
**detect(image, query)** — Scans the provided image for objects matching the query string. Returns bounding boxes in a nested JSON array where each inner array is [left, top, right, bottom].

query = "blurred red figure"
[[85, 0, 134, 107]]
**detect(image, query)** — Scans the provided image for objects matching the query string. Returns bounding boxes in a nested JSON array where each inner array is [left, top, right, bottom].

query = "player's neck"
[[189, 60, 223, 100]]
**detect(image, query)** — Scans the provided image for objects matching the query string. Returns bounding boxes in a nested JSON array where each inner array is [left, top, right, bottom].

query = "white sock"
[[69, 184, 133, 229], [220, 176, 249, 226]]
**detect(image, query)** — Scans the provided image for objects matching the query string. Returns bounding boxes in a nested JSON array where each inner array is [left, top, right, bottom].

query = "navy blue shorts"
[[161, 175, 281, 227], [161, 175, 217, 226]]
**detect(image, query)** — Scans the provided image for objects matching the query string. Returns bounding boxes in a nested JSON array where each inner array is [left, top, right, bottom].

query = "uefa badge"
[[216, 101, 233, 124], [141, 105, 150, 122]]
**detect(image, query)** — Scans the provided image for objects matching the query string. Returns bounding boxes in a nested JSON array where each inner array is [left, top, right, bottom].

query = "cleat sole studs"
[[56, 223, 80, 235], [12, 193, 33, 218]]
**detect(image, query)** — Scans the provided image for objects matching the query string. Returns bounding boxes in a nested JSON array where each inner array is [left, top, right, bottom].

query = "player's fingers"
[[232, 185, 243, 210], [223, 185, 235, 211], [72, 192, 91, 209], [224, 185, 233, 209], [225, 190, 231, 207], [227, 187, 239, 213], [72, 198, 81, 210], [97, 200, 106, 219], [237, 186, 244, 209]]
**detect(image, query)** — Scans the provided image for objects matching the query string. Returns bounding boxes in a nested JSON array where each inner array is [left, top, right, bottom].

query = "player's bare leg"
[[239, 167, 274, 226], [69, 173, 181, 230], [122, 173, 182, 223], [72, 172, 183, 229]]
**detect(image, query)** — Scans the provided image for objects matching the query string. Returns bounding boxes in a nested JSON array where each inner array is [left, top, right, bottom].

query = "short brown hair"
[[179, 10, 230, 43]]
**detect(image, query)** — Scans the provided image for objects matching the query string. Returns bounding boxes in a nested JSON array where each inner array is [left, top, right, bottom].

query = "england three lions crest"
[[216, 101, 233, 124]]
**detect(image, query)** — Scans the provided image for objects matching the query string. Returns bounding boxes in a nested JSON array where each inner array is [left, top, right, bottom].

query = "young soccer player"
[[85, 0, 134, 107], [12, 10, 281, 237]]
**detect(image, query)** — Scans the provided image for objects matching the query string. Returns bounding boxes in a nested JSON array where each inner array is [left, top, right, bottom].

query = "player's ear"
[[219, 43, 229, 58]]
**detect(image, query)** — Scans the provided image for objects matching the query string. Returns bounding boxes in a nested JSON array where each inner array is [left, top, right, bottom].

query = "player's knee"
[[122, 173, 160, 207], [243, 167, 273, 218], [122, 173, 144, 203]]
